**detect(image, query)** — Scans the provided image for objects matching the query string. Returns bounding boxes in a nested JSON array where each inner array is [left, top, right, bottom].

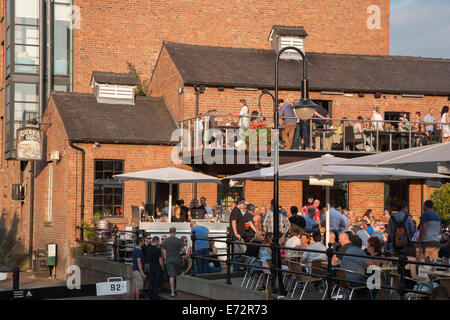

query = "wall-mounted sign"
[[16, 127, 43, 161], [309, 176, 334, 186]]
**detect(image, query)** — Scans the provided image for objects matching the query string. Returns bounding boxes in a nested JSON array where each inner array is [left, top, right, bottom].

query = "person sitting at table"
[[300, 231, 327, 271], [332, 231, 352, 265], [250, 111, 259, 123], [353, 116, 366, 151], [365, 237, 383, 266], [286, 230, 302, 261], [403, 242, 430, 291], [300, 233, 310, 248], [171, 206, 184, 222], [340, 235, 374, 299]]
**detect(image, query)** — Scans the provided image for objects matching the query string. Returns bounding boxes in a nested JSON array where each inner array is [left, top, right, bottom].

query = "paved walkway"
[[0, 270, 65, 292]]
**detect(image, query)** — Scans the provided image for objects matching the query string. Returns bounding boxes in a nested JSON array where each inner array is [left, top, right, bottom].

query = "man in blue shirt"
[[130, 238, 146, 300], [305, 206, 319, 233], [190, 222, 211, 274], [279, 99, 297, 150], [419, 200, 441, 261], [320, 201, 345, 238], [423, 108, 435, 134], [340, 235, 374, 300]]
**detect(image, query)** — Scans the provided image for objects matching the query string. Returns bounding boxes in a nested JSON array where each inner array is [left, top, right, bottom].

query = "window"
[[94, 160, 124, 217], [13, 0, 39, 74], [5, 82, 39, 153], [47, 163, 54, 221], [54, 1, 70, 75]]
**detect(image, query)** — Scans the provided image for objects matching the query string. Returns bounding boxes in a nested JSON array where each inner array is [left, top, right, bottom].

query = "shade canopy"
[[114, 167, 221, 184], [324, 143, 450, 173], [114, 167, 220, 223]]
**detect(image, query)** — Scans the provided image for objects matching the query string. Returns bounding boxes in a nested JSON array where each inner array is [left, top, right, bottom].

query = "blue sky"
[[390, 0, 450, 58]]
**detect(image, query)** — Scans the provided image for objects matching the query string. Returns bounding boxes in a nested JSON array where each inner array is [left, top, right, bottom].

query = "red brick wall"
[[245, 180, 303, 211], [73, 0, 389, 93], [409, 180, 437, 221], [349, 181, 385, 218]]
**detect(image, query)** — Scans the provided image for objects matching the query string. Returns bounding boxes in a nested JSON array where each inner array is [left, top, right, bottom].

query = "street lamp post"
[[272, 46, 318, 296]]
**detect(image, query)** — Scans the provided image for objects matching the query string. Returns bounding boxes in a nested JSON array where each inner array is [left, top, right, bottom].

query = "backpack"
[[392, 214, 410, 248]]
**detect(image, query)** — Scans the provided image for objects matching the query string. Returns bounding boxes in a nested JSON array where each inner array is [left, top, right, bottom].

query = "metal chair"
[[439, 277, 450, 298], [311, 260, 329, 300], [390, 272, 429, 300], [344, 126, 364, 151], [288, 261, 322, 300], [334, 268, 372, 300]]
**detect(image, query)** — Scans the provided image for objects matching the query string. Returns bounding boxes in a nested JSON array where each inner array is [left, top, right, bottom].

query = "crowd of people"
[[148, 197, 216, 222], [227, 196, 449, 299], [129, 195, 449, 300], [130, 223, 222, 300]]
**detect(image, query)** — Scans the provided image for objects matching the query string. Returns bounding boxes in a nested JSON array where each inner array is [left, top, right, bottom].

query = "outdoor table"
[[364, 130, 399, 151], [314, 128, 337, 150], [378, 265, 398, 299], [422, 269, 450, 278]]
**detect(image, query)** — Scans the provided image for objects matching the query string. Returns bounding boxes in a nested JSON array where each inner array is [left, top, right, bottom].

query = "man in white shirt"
[[286, 230, 302, 260], [423, 108, 435, 134], [200, 197, 214, 221]]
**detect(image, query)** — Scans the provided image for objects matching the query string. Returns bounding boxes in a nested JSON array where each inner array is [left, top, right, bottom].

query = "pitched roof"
[[91, 71, 138, 86], [270, 25, 308, 39], [51, 92, 177, 144], [164, 42, 450, 96]]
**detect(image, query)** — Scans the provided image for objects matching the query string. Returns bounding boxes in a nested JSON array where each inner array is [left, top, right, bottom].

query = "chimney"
[[268, 25, 307, 60], [90, 71, 138, 105]]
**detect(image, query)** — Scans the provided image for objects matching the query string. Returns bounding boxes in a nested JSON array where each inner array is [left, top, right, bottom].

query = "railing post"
[[13, 267, 20, 291], [342, 119, 346, 151], [309, 118, 313, 149], [191, 231, 196, 277], [399, 249, 407, 300], [226, 234, 232, 285], [376, 120, 379, 151], [325, 243, 334, 300], [408, 123, 412, 148]]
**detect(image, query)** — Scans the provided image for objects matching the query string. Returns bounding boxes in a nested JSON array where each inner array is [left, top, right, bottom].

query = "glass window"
[[15, 25, 39, 45], [15, 45, 39, 73], [15, 0, 39, 25], [15, 83, 38, 102], [14, 103, 38, 121], [54, 85, 68, 92], [54, 3, 70, 75], [93, 160, 124, 217]]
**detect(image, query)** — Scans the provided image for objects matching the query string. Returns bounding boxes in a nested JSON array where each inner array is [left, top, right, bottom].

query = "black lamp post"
[[272, 46, 318, 296]]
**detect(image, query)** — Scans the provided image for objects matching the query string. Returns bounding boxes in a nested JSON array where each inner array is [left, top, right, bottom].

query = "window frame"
[[93, 159, 125, 217]]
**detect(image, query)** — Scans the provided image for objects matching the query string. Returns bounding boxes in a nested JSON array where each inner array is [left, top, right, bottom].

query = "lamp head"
[[293, 98, 318, 120]]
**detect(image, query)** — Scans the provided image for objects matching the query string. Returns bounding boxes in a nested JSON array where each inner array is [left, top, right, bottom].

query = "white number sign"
[[96, 277, 129, 296]]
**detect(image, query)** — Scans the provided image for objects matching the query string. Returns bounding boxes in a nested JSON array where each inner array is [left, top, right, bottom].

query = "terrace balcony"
[[177, 113, 446, 167]]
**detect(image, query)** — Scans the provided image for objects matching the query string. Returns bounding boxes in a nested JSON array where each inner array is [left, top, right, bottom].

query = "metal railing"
[[178, 114, 448, 154], [190, 231, 450, 300]]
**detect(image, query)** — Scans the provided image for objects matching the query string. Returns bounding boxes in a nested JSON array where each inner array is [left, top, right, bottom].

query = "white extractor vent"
[[94, 83, 136, 105]]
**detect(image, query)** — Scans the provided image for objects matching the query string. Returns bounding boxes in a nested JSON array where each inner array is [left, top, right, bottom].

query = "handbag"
[[233, 238, 247, 255]]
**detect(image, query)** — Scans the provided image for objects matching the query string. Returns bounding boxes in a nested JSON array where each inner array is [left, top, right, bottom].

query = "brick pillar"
[[245, 180, 302, 211]]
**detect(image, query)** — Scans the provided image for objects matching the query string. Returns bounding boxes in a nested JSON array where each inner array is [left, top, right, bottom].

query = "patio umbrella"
[[224, 154, 448, 245], [114, 167, 221, 221], [324, 142, 450, 173]]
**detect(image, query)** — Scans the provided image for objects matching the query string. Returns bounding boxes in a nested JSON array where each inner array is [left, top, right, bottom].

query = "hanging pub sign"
[[16, 127, 43, 161]]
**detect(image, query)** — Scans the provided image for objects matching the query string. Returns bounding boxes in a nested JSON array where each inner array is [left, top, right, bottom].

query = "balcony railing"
[[178, 114, 447, 155]]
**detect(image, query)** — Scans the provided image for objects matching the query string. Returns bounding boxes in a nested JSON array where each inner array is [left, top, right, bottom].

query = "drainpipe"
[[69, 0, 73, 92], [28, 162, 35, 270], [69, 142, 85, 241], [39, 0, 46, 117]]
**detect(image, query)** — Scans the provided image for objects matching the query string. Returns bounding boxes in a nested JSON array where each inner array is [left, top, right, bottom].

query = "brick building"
[[0, 0, 449, 275]]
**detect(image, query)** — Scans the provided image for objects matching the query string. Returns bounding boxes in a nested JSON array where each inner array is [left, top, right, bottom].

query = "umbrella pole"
[[326, 186, 330, 246], [168, 183, 173, 222]]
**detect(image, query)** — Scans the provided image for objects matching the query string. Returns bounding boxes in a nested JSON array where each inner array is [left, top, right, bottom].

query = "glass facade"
[[5, 0, 72, 157]]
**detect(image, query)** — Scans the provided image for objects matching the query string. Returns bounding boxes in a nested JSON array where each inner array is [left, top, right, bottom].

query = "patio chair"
[[390, 272, 429, 300], [344, 126, 364, 151], [254, 259, 272, 291], [241, 255, 263, 289], [311, 260, 330, 300], [288, 261, 322, 300], [439, 278, 450, 297], [333, 268, 372, 300]]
